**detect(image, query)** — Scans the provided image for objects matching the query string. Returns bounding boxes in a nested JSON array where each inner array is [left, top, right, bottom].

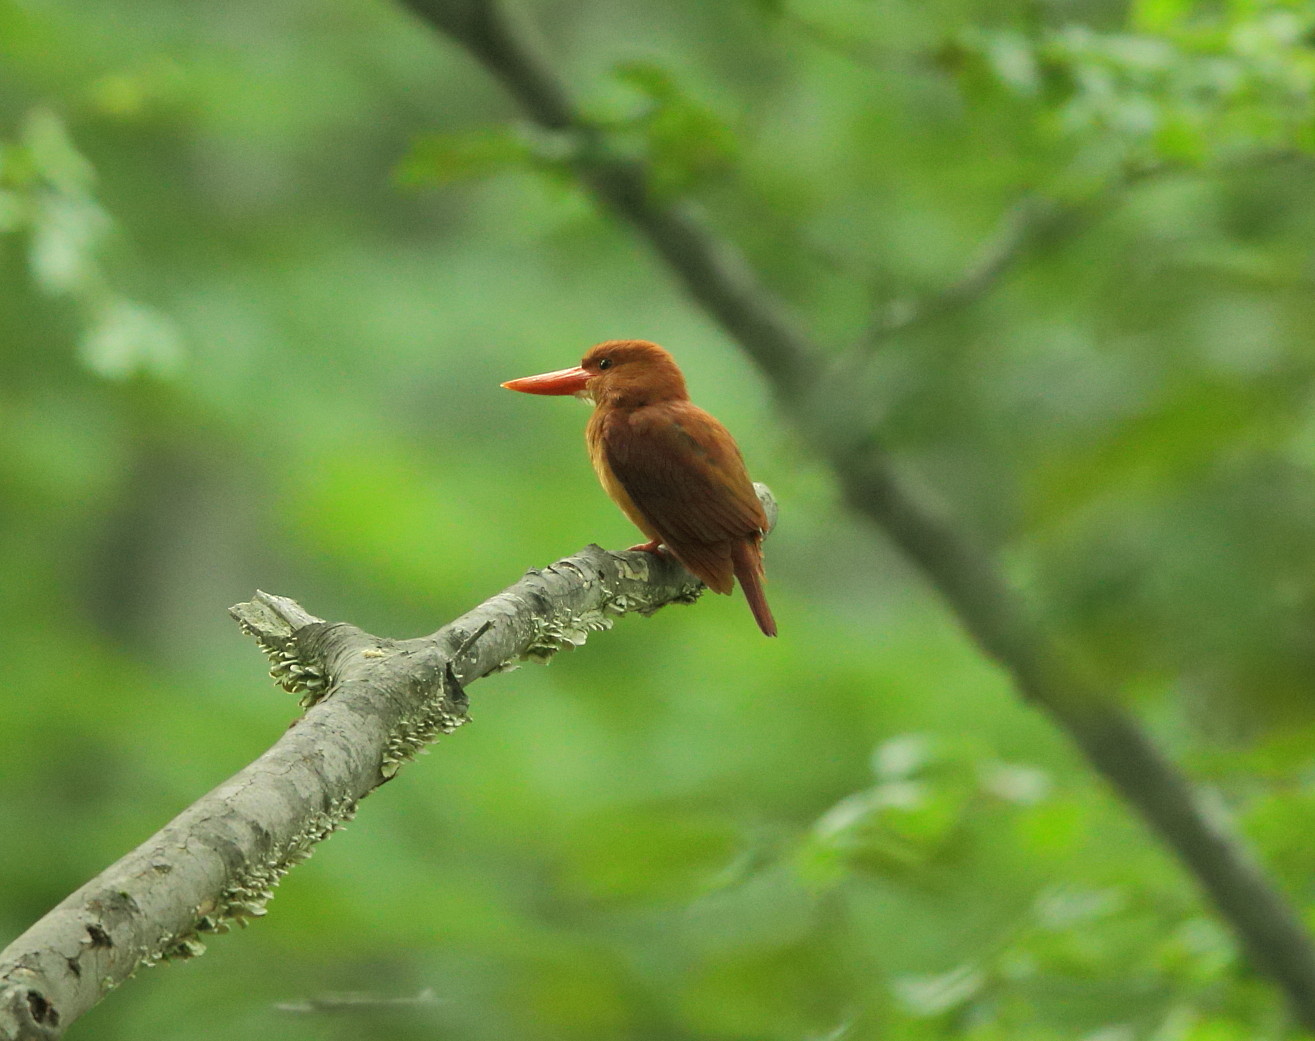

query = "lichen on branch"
[[0, 488, 775, 1041]]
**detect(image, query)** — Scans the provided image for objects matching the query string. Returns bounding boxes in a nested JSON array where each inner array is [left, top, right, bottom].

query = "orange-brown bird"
[[502, 339, 777, 637]]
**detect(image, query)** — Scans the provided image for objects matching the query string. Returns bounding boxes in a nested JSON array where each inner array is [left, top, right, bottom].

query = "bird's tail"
[[731, 538, 777, 637]]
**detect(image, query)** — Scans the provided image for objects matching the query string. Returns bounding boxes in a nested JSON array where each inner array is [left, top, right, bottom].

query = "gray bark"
[[0, 484, 775, 1040]]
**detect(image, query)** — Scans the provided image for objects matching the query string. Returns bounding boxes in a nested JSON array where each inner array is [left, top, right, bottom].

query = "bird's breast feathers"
[[589, 402, 766, 548]]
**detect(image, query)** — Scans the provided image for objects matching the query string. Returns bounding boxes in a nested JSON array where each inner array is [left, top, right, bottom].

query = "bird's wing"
[[601, 402, 767, 551]]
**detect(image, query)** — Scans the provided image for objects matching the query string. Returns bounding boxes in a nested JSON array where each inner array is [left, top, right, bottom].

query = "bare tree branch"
[[855, 161, 1177, 349], [0, 479, 776, 1041], [858, 196, 1065, 346], [856, 151, 1315, 350], [401, 0, 1315, 1027]]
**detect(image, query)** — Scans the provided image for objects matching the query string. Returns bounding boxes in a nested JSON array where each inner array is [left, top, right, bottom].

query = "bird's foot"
[[627, 539, 666, 555]]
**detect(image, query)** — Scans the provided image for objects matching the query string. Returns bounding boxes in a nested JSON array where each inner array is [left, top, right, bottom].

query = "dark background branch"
[[401, 0, 1315, 1027]]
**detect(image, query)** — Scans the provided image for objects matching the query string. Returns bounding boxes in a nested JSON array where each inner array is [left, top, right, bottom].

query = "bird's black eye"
[[596, 357, 613, 370]]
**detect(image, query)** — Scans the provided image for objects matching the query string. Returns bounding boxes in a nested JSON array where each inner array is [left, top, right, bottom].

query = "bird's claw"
[[627, 539, 666, 555]]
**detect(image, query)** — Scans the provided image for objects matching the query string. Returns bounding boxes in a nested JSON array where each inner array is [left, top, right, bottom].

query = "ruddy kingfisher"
[[502, 339, 777, 636]]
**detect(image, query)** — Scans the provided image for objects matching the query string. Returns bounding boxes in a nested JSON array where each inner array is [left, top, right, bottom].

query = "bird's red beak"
[[501, 366, 592, 396]]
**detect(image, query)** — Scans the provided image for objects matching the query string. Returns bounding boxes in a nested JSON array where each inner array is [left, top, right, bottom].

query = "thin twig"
[[859, 196, 1061, 345], [854, 168, 1155, 349], [274, 988, 441, 1014]]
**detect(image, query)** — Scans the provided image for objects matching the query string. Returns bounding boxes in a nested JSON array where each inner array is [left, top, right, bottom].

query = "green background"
[[3, 0, 1315, 1037]]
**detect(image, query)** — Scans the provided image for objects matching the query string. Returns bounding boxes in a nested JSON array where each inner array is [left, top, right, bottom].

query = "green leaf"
[[28, 193, 109, 295], [79, 297, 184, 379], [21, 108, 95, 193], [892, 963, 986, 1016], [394, 128, 531, 188], [1133, 0, 1194, 33], [609, 61, 738, 197], [983, 31, 1043, 96]]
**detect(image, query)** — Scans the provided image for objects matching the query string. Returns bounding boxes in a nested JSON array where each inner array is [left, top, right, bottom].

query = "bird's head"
[[502, 340, 689, 408]]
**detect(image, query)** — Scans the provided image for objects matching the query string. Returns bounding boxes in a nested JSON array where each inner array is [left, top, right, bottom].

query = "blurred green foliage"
[[3, 0, 1315, 1038]]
